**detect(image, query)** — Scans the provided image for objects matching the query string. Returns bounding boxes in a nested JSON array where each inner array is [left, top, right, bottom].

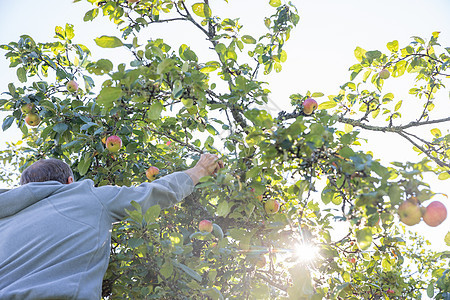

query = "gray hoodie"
[[0, 172, 194, 300]]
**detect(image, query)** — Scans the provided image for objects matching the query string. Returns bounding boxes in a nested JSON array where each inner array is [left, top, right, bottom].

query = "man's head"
[[20, 158, 74, 185]]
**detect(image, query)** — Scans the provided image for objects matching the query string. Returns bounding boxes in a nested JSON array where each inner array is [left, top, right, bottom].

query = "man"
[[0, 153, 223, 299]]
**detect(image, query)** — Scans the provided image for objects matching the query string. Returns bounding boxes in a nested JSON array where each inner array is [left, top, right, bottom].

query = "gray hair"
[[20, 158, 74, 185]]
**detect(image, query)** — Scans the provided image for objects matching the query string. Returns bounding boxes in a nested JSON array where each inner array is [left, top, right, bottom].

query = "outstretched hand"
[[184, 153, 224, 185]]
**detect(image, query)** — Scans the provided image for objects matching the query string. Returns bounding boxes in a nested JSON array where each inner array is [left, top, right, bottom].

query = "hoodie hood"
[[0, 181, 65, 219]]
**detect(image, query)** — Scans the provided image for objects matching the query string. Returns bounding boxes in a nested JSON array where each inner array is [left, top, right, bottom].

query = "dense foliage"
[[1, 0, 449, 299]]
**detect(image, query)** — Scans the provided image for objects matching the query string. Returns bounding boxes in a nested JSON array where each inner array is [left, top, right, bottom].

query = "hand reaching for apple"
[[184, 153, 224, 185]]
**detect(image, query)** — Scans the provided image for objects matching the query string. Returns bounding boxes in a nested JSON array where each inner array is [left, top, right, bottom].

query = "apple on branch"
[[397, 198, 422, 226], [66, 80, 79, 93], [379, 68, 390, 79], [198, 220, 213, 233], [146, 166, 159, 181], [423, 201, 447, 227], [25, 112, 41, 127], [264, 199, 280, 214], [105, 135, 122, 152], [21, 103, 34, 114], [302, 98, 318, 115]]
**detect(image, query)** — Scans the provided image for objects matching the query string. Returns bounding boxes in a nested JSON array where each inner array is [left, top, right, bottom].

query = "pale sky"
[[0, 0, 449, 249]]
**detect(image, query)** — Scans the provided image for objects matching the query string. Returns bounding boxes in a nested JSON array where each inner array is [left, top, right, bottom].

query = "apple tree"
[[1, 0, 449, 299]]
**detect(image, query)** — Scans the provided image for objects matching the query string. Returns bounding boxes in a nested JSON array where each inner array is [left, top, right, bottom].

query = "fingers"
[[199, 153, 224, 175]]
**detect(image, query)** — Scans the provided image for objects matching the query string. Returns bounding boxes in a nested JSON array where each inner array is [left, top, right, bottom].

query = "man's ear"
[[67, 176, 74, 184]]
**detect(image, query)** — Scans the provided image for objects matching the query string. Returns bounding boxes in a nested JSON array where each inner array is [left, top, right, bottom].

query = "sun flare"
[[294, 243, 319, 262]]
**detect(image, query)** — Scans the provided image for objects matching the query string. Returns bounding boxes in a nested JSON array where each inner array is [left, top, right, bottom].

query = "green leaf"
[[78, 153, 92, 176], [144, 204, 161, 223], [318, 101, 337, 110], [172, 80, 183, 99], [438, 172, 450, 180], [53, 123, 69, 134], [311, 92, 324, 97], [2, 116, 14, 131], [174, 261, 202, 282], [354, 47, 366, 62], [387, 40, 399, 52], [147, 101, 164, 120], [242, 35, 256, 44], [445, 232, 450, 246], [217, 201, 230, 217], [394, 100, 402, 111], [17, 67, 27, 83], [96, 87, 123, 107], [269, 0, 281, 7], [83, 8, 99, 22], [160, 260, 174, 278], [212, 223, 224, 240], [356, 228, 372, 250], [157, 58, 175, 74], [94, 35, 123, 48], [192, 3, 211, 18], [426, 282, 434, 298], [431, 128, 441, 137]]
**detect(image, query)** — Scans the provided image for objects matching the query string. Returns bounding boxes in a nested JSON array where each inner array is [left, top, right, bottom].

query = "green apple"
[[423, 201, 447, 227], [21, 103, 34, 114], [398, 200, 422, 226], [25, 112, 41, 127], [199, 220, 213, 233], [66, 80, 79, 93], [105, 135, 122, 152], [255, 255, 266, 268], [264, 199, 280, 214], [146, 166, 160, 180], [303, 98, 318, 115], [379, 69, 390, 80]]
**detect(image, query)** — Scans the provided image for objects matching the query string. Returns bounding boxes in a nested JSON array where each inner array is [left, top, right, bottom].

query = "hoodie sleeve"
[[91, 172, 194, 222]]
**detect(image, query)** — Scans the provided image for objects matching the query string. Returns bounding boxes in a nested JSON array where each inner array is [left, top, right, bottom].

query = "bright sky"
[[0, 0, 449, 249]]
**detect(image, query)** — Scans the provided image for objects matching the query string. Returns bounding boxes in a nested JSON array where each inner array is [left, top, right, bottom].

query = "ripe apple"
[[386, 289, 394, 294], [127, 0, 139, 3], [25, 113, 41, 127], [105, 135, 122, 152], [302, 98, 318, 115], [379, 69, 390, 80], [199, 220, 213, 233], [398, 200, 422, 226], [21, 103, 34, 114], [423, 201, 447, 227], [348, 257, 356, 264], [146, 166, 160, 180], [264, 199, 280, 214], [66, 80, 78, 92]]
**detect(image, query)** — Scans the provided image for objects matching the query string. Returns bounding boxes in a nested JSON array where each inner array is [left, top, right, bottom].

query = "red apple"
[[21, 103, 34, 114], [386, 289, 394, 294], [303, 98, 318, 115], [146, 166, 160, 180], [199, 220, 213, 233], [398, 200, 422, 226], [25, 112, 41, 127], [264, 199, 280, 214], [423, 201, 447, 227], [348, 257, 356, 264], [379, 69, 390, 80], [66, 80, 78, 93], [127, 0, 139, 3], [105, 135, 122, 152]]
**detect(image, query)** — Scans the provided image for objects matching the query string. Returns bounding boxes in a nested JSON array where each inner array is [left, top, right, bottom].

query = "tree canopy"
[[1, 0, 449, 299]]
